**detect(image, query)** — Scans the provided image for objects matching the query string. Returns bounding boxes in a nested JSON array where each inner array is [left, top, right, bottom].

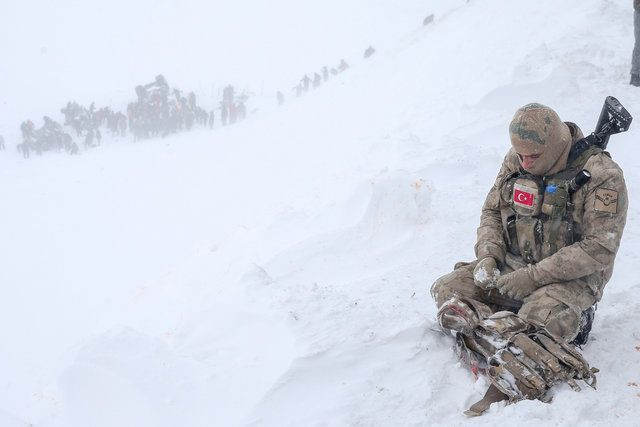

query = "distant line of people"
[[290, 59, 349, 99], [9, 75, 250, 158], [280, 46, 376, 105], [6, 44, 378, 157], [0, 10, 457, 158]]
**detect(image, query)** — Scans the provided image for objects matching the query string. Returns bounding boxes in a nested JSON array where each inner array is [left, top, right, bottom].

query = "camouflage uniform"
[[431, 105, 628, 342]]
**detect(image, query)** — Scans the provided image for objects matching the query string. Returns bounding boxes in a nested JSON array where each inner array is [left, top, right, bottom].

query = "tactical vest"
[[500, 146, 604, 264]]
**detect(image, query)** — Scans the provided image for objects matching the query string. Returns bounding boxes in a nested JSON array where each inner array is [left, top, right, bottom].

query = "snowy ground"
[[1, 0, 640, 426]]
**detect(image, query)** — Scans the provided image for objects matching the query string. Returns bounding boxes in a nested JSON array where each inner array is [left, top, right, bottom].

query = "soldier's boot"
[[571, 306, 595, 347], [464, 384, 508, 417], [631, 74, 640, 87]]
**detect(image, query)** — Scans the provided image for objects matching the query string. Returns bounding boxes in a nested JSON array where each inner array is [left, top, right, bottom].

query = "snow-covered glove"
[[495, 266, 540, 300], [473, 257, 500, 289]]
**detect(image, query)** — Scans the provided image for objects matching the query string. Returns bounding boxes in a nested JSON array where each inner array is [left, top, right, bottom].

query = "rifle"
[[569, 96, 633, 163]]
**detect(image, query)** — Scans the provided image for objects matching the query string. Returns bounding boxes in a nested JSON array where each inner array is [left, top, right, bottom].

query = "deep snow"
[[1, 0, 640, 426]]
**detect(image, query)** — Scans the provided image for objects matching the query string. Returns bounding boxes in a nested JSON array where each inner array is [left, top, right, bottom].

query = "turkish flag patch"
[[513, 186, 535, 207]]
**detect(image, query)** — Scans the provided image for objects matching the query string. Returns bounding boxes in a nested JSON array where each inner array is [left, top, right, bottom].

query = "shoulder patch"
[[594, 188, 618, 214]]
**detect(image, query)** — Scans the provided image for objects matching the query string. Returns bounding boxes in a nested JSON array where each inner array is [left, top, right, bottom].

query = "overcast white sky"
[[0, 0, 436, 134]]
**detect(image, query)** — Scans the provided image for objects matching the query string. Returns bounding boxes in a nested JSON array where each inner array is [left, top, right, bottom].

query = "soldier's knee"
[[431, 269, 470, 307], [519, 298, 581, 341], [544, 307, 580, 341], [430, 277, 453, 307], [430, 263, 475, 308]]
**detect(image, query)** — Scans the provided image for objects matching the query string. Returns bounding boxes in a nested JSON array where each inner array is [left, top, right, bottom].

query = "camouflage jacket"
[[475, 123, 628, 301], [636, 0, 640, 12]]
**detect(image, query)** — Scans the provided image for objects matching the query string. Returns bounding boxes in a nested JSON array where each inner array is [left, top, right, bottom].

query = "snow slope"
[[1, 0, 640, 425]]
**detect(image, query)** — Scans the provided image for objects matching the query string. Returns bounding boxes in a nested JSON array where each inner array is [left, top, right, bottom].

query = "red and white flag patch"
[[513, 184, 536, 208]]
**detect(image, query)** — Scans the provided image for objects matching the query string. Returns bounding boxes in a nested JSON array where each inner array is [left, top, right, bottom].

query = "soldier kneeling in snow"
[[430, 103, 628, 415]]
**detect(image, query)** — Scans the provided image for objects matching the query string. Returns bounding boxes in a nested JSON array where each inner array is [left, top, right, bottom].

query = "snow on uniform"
[[430, 104, 625, 413], [432, 104, 628, 343]]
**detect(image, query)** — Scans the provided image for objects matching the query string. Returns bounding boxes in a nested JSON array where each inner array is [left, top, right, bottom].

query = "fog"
[[0, 0, 432, 134], [1, 0, 638, 426]]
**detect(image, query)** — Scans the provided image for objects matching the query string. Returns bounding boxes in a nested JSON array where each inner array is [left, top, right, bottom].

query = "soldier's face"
[[517, 152, 542, 171], [514, 141, 545, 173]]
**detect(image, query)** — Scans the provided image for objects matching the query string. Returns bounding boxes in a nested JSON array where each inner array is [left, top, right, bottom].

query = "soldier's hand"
[[495, 267, 540, 300], [473, 257, 500, 289]]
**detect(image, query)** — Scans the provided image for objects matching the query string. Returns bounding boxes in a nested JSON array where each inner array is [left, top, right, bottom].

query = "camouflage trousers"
[[430, 261, 596, 342]]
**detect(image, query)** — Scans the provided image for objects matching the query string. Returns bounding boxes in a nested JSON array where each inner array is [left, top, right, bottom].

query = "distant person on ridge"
[[237, 102, 247, 121], [301, 75, 311, 92], [363, 45, 376, 58], [18, 142, 30, 158], [313, 73, 322, 88], [229, 103, 237, 124], [423, 14, 435, 26], [69, 141, 79, 155], [337, 59, 349, 73], [631, 0, 640, 86], [221, 103, 229, 126], [84, 129, 95, 148]]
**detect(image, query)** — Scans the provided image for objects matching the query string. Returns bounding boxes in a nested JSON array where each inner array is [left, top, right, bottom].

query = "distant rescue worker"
[[84, 129, 95, 148], [223, 85, 235, 105], [430, 103, 629, 415], [237, 102, 247, 121], [301, 74, 311, 92], [337, 59, 349, 73], [18, 142, 30, 158], [229, 103, 238, 124], [631, 0, 640, 86], [221, 103, 229, 126], [363, 45, 376, 58], [423, 14, 435, 26], [117, 112, 127, 136]]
